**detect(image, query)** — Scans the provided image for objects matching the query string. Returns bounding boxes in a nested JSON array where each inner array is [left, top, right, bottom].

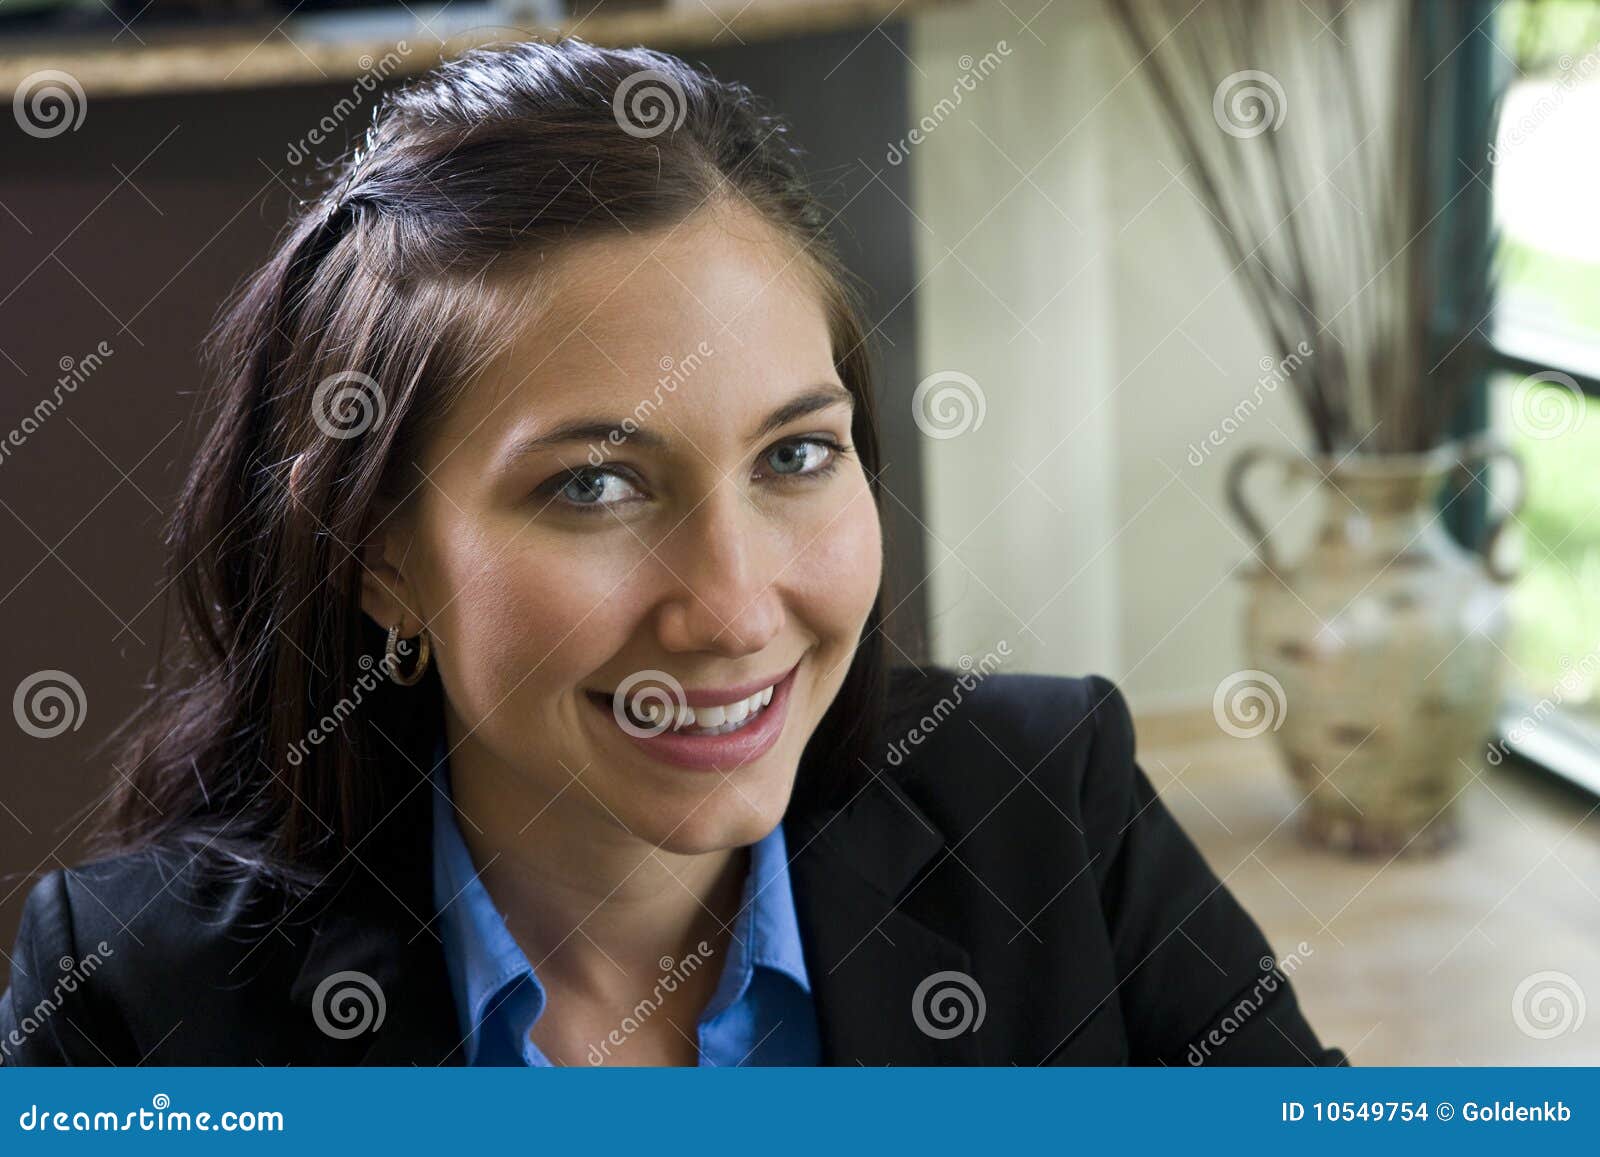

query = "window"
[[1493, 1, 1600, 359], [1480, 0, 1600, 787]]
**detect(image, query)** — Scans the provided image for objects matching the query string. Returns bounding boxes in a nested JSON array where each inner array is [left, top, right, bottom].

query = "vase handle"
[[1451, 435, 1527, 584], [1225, 445, 1283, 575]]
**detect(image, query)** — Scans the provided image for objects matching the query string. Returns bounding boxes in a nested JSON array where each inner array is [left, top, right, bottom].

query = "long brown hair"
[[90, 38, 890, 893]]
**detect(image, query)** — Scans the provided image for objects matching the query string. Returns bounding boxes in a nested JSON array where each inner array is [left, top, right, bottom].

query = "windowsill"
[[1133, 703, 1600, 1064], [1497, 692, 1600, 799], [1491, 305, 1600, 393]]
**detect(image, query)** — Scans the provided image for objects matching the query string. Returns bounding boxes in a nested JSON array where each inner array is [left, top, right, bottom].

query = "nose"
[[653, 484, 784, 658]]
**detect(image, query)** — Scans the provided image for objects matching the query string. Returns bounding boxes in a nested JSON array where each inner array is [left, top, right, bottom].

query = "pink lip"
[[670, 665, 800, 707], [594, 660, 800, 772]]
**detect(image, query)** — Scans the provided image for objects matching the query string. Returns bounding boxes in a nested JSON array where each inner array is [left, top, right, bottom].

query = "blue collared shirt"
[[429, 739, 821, 1066]]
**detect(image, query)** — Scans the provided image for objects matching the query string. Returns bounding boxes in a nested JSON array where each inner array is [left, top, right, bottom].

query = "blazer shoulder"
[[884, 667, 1137, 836], [32, 842, 304, 953], [1, 844, 316, 1065]]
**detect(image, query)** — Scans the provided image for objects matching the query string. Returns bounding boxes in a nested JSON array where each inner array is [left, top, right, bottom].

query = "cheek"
[[782, 478, 882, 642], [425, 520, 637, 728], [423, 481, 881, 730]]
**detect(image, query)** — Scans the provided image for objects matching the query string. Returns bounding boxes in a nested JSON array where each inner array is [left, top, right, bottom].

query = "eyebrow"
[[495, 383, 854, 467]]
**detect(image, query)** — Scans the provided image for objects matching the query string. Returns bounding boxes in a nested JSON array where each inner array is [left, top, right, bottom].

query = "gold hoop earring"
[[385, 624, 431, 686]]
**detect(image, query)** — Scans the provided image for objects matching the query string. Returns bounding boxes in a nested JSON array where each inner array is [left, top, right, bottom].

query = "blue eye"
[[539, 438, 844, 517], [548, 467, 642, 510], [761, 438, 834, 478]]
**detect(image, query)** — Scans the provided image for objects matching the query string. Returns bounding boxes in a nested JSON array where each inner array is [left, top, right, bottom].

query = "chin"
[[626, 776, 795, 855]]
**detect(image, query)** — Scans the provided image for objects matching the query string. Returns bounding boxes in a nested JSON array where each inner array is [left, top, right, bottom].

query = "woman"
[[0, 39, 1344, 1067]]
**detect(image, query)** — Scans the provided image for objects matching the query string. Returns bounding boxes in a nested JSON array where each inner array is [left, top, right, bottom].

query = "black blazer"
[[1, 672, 1347, 1066]]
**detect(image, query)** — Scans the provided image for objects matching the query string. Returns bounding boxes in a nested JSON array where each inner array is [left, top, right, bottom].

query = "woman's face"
[[365, 202, 882, 854]]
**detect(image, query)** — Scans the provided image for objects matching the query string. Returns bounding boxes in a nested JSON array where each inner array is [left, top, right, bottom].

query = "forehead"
[[438, 204, 839, 453]]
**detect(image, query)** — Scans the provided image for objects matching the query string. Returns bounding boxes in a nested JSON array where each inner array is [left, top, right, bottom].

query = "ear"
[[357, 500, 424, 637]]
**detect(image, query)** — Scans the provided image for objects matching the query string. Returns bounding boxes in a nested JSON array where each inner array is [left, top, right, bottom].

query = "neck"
[[441, 731, 749, 1004]]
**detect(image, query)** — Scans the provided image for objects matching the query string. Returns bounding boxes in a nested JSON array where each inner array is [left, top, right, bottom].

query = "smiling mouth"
[[586, 680, 779, 737]]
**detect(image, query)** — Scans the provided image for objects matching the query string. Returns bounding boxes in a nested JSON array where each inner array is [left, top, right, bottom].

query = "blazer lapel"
[[285, 783, 466, 1066], [286, 765, 983, 1066], [787, 772, 985, 1065]]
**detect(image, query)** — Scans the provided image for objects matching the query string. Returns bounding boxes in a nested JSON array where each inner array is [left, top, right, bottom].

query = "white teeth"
[[654, 682, 778, 734]]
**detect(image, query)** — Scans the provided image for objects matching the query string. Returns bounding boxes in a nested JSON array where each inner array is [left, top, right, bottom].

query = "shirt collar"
[[429, 739, 545, 1066], [746, 819, 812, 991], [428, 736, 812, 1060], [700, 814, 812, 1026]]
